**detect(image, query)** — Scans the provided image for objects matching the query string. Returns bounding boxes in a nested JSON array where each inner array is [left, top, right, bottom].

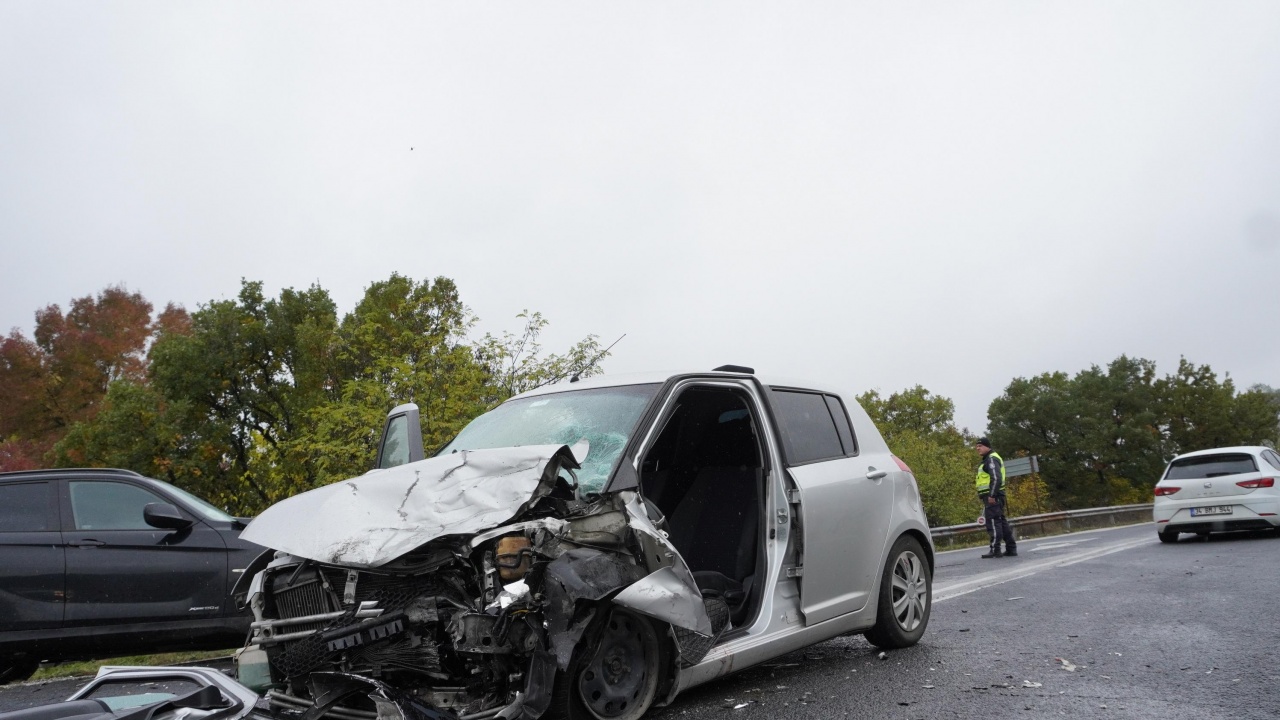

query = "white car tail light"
[[1154, 486, 1180, 496], [1236, 477, 1275, 489]]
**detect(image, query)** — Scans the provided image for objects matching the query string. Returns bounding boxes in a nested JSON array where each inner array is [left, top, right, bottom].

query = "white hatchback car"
[[1153, 445, 1280, 543], [237, 368, 933, 720]]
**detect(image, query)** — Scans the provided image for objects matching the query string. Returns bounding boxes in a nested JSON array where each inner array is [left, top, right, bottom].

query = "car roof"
[[0, 467, 148, 482], [511, 369, 852, 401], [1171, 446, 1270, 460]]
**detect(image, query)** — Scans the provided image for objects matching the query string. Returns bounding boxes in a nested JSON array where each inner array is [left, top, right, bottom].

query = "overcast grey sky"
[[3, 2, 1278, 432]]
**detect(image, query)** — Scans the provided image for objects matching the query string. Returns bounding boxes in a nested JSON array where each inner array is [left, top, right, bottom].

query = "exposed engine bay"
[[240, 443, 723, 720]]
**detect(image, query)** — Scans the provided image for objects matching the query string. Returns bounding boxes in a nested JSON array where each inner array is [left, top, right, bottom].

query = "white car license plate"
[[1190, 506, 1233, 516]]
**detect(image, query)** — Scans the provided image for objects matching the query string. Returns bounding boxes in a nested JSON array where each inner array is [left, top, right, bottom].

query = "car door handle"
[[866, 469, 888, 481], [68, 539, 105, 547]]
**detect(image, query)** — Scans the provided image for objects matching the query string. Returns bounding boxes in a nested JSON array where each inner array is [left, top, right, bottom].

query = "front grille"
[[274, 573, 335, 618]]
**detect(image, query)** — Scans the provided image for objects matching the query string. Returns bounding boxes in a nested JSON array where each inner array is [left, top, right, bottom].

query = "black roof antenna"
[[570, 333, 626, 383], [713, 364, 755, 374]]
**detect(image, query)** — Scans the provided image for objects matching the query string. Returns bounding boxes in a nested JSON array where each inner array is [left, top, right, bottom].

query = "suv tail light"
[[1236, 477, 1275, 489], [892, 455, 913, 474], [1154, 486, 1180, 496]]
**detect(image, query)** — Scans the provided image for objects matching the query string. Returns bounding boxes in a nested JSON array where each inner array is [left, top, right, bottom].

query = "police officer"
[[976, 437, 1017, 558]]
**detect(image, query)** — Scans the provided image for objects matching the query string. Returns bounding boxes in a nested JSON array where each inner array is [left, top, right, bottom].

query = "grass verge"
[[31, 649, 235, 682]]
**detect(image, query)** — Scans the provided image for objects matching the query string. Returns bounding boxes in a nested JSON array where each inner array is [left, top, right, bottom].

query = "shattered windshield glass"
[[439, 384, 660, 492]]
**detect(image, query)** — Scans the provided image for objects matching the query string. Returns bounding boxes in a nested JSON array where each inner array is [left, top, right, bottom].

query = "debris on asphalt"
[[923, 684, 935, 689], [1007, 596, 1024, 601], [1022, 680, 1043, 688], [1055, 658, 1078, 672], [959, 628, 971, 632], [732, 703, 750, 710], [878, 652, 888, 660]]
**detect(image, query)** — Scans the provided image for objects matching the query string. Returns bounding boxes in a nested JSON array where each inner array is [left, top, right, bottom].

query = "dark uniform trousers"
[[982, 494, 1016, 552]]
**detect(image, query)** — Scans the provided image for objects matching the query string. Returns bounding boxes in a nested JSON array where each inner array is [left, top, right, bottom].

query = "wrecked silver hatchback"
[[238, 372, 934, 720]]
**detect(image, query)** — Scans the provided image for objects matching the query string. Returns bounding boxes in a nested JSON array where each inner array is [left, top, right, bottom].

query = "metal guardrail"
[[930, 503, 1154, 547]]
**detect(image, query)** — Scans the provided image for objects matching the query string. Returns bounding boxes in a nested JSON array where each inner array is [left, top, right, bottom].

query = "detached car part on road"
[[1154, 445, 1280, 542], [236, 368, 934, 719], [0, 665, 259, 720]]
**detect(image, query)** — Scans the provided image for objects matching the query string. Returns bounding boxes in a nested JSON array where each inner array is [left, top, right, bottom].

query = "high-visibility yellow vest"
[[976, 451, 1005, 494]]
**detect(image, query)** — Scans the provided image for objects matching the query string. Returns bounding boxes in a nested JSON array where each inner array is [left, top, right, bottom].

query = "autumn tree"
[[1, 286, 184, 471]]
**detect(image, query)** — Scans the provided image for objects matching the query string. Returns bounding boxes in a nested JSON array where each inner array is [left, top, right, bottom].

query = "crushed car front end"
[[239, 387, 718, 720]]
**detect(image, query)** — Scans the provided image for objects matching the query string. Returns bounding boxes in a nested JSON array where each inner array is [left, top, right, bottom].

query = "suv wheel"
[[0, 655, 39, 685], [1158, 529, 1178, 544], [865, 535, 931, 650]]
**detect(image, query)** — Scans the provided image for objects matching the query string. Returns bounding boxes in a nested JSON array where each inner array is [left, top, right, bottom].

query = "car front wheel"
[[865, 535, 931, 649], [548, 608, 661, 720]]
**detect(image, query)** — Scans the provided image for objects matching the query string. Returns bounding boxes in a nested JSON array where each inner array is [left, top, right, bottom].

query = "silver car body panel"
[[241, 442, 585, 568]]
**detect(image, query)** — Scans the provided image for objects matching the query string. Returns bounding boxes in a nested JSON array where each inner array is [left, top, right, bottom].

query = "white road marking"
[[1031, 538, 1098, 551], [933, 536, 1150, 603]]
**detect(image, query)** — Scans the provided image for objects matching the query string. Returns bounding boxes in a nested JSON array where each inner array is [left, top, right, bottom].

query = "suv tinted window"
[[0, 482, 56, 532], [1164, 453, 1258, 480], [771, 390, 845, 464], [70, 481, 166, 530]]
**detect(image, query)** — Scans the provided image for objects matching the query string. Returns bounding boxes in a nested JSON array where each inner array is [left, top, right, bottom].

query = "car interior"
[[638, 386, 765, 630]]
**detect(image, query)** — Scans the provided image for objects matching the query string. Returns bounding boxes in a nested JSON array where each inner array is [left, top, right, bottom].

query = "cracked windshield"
[[439, 384, 660, 491]]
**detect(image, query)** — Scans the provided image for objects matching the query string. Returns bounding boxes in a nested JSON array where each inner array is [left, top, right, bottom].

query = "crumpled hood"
[[242, 442, 585, 568]]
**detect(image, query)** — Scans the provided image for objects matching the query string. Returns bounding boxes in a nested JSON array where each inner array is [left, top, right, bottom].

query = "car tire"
[[1158, 529, 1178, 544], [0, 655, 39, 685], [864, 535, 931, 650], [546, 608, 661, 720]]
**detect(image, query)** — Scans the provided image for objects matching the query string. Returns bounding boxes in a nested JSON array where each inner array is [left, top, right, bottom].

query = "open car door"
[[375, 403, 425, 470]]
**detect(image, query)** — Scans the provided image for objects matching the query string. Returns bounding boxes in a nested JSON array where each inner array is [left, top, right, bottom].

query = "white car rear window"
[[1164, 453, 1258, 480]]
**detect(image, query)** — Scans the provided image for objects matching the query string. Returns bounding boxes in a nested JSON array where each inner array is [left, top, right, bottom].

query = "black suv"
[[0, 469, 263, 684]]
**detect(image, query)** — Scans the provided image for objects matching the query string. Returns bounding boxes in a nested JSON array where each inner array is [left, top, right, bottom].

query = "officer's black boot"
[[980, 544, 1003, 559]]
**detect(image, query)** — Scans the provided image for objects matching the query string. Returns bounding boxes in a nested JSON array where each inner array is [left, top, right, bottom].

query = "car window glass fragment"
[[70, 481, 166, 530], [1163, 453, 1258, 480]]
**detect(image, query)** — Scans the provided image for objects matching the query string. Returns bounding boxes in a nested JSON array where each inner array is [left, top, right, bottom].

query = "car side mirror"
[[144, 502, 193, 530]]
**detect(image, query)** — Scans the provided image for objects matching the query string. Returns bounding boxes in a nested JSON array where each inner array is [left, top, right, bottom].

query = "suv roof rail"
[[0, 467, 147, 480]]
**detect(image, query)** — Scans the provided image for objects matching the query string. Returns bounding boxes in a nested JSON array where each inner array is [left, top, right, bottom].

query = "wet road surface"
[[4, 523, 1277, 719]]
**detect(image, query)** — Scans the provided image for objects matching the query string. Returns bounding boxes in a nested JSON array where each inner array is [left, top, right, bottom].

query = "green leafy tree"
[[145, 280, 339, 511]]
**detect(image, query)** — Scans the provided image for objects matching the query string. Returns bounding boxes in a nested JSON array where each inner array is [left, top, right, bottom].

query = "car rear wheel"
[[865, 535, 931, 650], [0, 655, 39, 685], [548, 608, 661, 720], [1158, 529, 1178, 544]]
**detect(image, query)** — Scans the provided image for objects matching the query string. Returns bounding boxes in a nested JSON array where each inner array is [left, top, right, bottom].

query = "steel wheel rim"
[[577, 609, 658, 719], [889, 550, 928, 632]]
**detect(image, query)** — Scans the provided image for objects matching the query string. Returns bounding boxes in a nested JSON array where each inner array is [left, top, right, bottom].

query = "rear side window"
[[770, 389, 845, 465], [824, 395, 858, 455], [0, 482, 56, 532], [1164, 453, 1258, 480], [1264, 450, 1280, 471]]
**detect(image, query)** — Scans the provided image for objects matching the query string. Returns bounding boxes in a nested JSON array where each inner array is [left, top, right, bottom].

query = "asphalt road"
[[4, 523, 1277, 719]]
